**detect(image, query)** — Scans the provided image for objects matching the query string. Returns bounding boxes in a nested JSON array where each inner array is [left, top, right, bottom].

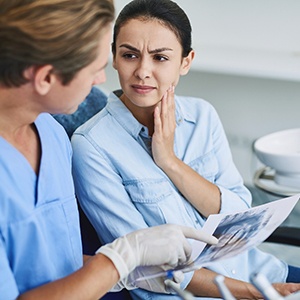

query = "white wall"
[[100, 0, 300, 186]]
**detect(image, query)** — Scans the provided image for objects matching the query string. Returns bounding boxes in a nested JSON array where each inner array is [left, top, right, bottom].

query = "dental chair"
[[265, 226, 300, 247], [54, 86, 132, 300]]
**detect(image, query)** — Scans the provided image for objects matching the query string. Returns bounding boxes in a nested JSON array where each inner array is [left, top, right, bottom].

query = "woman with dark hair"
[[72, 0, 300, 299]]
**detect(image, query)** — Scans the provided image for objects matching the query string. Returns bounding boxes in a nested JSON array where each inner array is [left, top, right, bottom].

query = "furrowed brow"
[[119, 44, 173, 54], [148, 47, 173, 54], [119, 44, 140, 53]]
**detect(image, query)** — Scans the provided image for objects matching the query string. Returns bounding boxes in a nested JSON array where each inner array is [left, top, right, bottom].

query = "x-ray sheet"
[[133, 194, 299, 283], [189, 193, 299, 266]]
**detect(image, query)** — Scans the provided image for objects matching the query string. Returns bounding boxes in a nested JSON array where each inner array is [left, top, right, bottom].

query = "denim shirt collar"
[[106, 90, 196, 139], [106, 90, 142, 139]]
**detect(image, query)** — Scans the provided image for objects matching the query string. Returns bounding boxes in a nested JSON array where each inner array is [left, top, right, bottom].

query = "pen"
[[134, 265, 201, 282]]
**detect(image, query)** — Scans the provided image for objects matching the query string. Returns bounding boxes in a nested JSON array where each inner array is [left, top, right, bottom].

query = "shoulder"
[[36, 113, 72, 153], [37, 113, 69, 137], [73, 91, 121, 138], [175, 94, 219, 121], [37, 112, 65, 131], [176, 94, 216, 110]]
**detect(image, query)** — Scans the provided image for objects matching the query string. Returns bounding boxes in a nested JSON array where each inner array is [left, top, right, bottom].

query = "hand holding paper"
[[130, 194, 300, 285], [97, 223, 217, 281]]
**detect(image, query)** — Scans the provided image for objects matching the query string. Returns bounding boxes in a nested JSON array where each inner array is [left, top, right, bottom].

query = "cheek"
[[114, 59, 130, 77], [172, 77, 180, 87], [116, 67, 130, 83], [158, 66, 180, 85], [171, 68, 181, 85], [158, 76, 179, 93]]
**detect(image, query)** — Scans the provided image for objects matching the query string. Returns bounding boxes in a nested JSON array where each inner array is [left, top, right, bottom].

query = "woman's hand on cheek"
[[152, 86, 177, 169]]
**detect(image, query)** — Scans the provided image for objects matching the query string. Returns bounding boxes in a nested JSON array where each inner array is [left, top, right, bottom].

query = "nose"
[[134, 59, 151, 80], [93, 70, 106, 85]]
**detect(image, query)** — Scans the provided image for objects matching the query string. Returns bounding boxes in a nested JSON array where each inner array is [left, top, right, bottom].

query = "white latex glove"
[[96, 224, 217, 280], [118, 266, 186, 294]]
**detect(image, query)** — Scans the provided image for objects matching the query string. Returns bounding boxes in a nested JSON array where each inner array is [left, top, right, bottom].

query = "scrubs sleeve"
[[0, 234, 19, 300], [210, 106, 252, 214]]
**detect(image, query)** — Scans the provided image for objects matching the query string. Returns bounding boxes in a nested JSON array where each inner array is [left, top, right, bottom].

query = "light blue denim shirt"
[[72, 91, 287, 300]]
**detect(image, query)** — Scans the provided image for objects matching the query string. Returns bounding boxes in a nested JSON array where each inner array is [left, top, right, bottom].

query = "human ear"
[[180, 50, 195, 76], [112, 56, 117, 70], [35, 65, 57, 95], [24, 65, 56, 95]]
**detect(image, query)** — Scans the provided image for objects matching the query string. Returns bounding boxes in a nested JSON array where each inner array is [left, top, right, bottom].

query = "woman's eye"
[[154, 55, 168, 62], [122, 53, 137, 59]]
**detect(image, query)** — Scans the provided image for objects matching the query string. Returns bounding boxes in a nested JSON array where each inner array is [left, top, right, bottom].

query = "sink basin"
[[254, 128, 300, 189]]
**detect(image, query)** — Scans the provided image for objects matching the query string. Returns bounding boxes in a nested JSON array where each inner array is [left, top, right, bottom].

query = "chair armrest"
[[266, 226, 300, 247]]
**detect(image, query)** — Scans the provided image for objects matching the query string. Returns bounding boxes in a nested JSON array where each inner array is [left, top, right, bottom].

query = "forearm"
[[186, 268, 262, 299], [18, 254, 119, 300], [160, 156, 221, 217]]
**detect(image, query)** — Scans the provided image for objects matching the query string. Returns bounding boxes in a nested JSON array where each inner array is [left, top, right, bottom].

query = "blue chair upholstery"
[[53, 86, 108, 138], [54, 87, 132, 300]]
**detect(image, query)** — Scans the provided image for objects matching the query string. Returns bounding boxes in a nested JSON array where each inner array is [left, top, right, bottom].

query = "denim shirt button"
[[231, 269, 236, 275]]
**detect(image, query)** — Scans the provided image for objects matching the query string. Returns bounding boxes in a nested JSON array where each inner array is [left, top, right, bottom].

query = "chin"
[[133, 101, 158, 108]]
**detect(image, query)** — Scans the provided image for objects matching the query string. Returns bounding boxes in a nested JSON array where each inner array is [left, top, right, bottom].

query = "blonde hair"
[[0, 0, 115, 87]]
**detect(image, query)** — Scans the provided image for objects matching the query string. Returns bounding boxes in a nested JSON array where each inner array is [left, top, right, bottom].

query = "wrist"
[[96, 235, 138, 280], [96, 245, 128, 280], [158, 155, 180, 173]]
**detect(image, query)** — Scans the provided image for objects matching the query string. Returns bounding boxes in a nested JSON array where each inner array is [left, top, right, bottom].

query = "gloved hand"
[[120, 266, 186, 294], [109, 266, 185, 293], [96, 224, 218, 280]]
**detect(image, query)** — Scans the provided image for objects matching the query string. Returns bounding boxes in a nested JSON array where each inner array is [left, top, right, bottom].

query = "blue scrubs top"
[[0, 113, 82, 299]]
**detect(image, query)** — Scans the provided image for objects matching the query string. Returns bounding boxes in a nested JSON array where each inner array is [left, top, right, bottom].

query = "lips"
[[131, 84, 156, 94]]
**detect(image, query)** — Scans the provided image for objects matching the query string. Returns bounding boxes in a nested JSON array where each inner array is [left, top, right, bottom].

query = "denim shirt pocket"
[[188, 150, 218, 183], [125, 179, 194, 227]]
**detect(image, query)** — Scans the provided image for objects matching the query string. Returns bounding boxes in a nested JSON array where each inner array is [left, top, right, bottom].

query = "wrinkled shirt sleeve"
[[72, 134, 149, 242], [208, 105, 252, 214]]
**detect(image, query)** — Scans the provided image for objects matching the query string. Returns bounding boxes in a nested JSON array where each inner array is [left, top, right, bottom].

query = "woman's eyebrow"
[[119, 43, 173, 54], [149, 47, 173, 54]]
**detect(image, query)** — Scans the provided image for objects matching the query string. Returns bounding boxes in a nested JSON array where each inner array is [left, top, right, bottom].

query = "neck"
[[120, 93, 155, 136], [0, 85, 39, 134], [0, 85, 41, 175]]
